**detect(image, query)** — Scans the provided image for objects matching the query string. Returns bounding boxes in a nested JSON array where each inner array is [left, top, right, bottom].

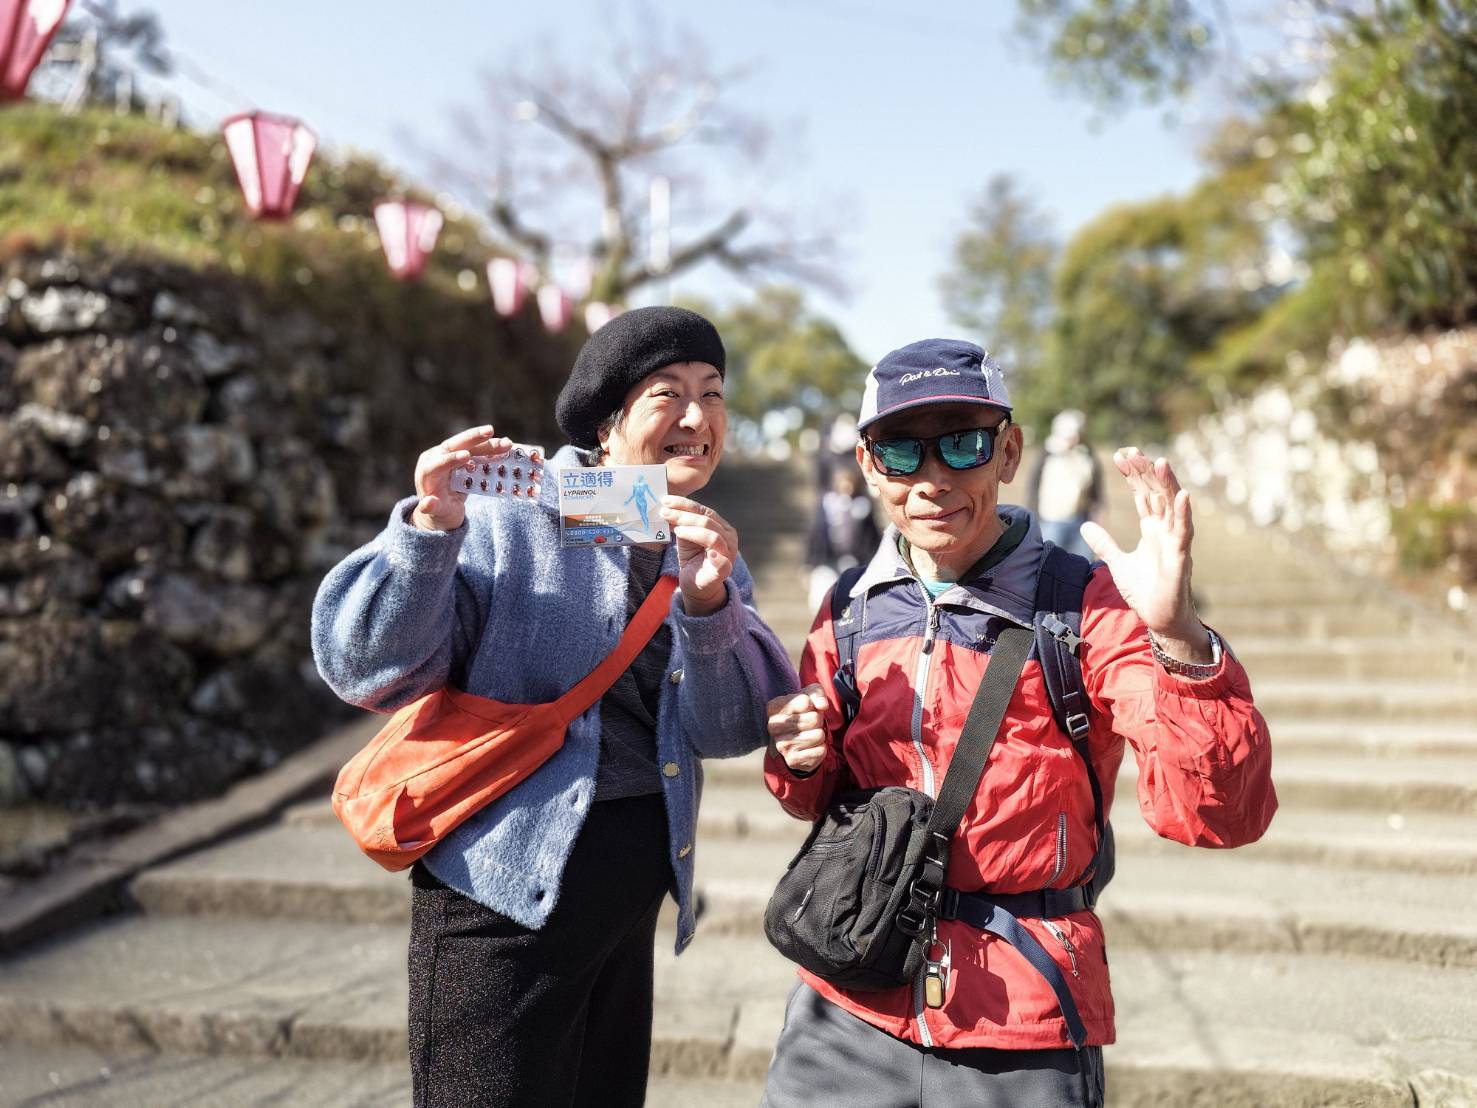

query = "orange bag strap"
[[553, 574, 680, 724]]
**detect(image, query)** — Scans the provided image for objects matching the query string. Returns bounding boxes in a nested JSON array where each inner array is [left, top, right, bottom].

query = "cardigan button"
[[677, 842, 692, 859], [662, 762, 680, 778], [669, 669, 683, 685]]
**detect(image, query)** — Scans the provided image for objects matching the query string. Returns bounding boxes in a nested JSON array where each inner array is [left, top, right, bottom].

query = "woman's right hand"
[[767, 683, 830, 773], [411, 425, 511, 532]]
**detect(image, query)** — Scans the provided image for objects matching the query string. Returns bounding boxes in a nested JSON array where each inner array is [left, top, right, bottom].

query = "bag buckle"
[[898, 873, 942, 936]]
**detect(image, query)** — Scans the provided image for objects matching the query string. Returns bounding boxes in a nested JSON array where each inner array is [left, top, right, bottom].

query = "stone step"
[[0, 1043, 764, 1108], [0, 1043, 410, 1107], [694, 782, 1477, 877], [1259, 754, 1477, 815], [1244, 717, 1477, 758], [1219, 677, 1475, 723], [134, 811, 1477, 970], [1195, 580, 1399, 608], [128, 818, 410, 925], [700, 749, 1477, 816], [1206, 607, 1436, 639], [685, 833, 1477, 968], [741, 592, 1468, 661], [1233, 637, 1473, 681], [2, 913, 1472, 1106]]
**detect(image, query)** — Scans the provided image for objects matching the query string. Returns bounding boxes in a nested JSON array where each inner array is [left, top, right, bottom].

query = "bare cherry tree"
[[418, 20, 837, 304]]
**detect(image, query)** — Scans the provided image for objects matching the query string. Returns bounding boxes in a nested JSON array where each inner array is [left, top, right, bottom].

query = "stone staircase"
[[1, 456, 1475, 1107]]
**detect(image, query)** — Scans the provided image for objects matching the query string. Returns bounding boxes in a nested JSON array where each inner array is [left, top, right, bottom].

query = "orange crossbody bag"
[[333, 575, 678, 871]]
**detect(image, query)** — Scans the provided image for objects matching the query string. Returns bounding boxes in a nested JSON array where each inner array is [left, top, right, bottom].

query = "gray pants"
[[762, 981, 1105, 1108]]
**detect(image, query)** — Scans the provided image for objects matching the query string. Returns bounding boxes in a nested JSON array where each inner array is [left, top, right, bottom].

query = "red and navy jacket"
[[764, 506, 1277, 1051]]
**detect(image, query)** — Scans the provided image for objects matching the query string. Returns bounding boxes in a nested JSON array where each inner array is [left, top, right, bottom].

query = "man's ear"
[[855, 441, 875, 486], [998, 422, 1026, 484]]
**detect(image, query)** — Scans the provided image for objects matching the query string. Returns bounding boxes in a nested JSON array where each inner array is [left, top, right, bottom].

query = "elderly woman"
[[311, 306, 797, 1108]]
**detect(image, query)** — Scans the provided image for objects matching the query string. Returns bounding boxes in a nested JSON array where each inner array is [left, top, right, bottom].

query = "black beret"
[[555, 306, 726, 448]]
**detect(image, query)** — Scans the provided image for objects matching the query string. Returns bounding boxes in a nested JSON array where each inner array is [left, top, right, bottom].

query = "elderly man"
[[761, 338, 1276, 1108]]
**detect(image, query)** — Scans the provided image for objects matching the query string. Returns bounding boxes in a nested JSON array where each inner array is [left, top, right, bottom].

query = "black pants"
[[408, 794, 672, 1108]]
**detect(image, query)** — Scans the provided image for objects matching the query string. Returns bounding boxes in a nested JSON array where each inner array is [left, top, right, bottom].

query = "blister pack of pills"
[[449, 442, 546, 501]]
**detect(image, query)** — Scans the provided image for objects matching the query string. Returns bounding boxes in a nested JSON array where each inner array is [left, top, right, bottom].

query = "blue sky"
[[132, 0, 1219, 363]]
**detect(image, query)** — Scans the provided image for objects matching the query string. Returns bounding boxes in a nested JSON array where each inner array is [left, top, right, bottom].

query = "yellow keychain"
[[922, 925, 951, 1009]]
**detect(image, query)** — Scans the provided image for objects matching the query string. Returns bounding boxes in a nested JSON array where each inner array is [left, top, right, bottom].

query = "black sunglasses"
[[864, 421, 1010, 477]]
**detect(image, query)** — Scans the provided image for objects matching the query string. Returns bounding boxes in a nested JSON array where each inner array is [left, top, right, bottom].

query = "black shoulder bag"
[[762, 612, 1034, 992]]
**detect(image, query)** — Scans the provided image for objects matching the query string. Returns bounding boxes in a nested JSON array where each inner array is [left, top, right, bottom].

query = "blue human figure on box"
[[624, 474, 660, 535]]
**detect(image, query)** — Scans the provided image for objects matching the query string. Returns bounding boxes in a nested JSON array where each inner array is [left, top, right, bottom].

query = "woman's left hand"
[[660, 496, 739, 616]]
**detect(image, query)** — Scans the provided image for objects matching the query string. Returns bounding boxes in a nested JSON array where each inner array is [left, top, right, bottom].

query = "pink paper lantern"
[[537, 284, 572, 333], [1, 0, 72, 102], [487, 257, 538, 317], [584, 301, 621, 333], [221, 111, 317, 220], [374, 200, 443, 281]]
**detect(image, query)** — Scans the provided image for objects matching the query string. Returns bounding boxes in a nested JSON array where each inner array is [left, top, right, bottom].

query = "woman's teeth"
[[665, 445, 707, 456]]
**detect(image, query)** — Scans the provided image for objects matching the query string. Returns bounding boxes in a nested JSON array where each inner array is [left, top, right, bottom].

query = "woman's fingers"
[[671, 524, 732, 555], [440, 425, 498, 451], [420, 448, 472, 481], [661, 503, 738, 547], [411, 426, 506, 532]]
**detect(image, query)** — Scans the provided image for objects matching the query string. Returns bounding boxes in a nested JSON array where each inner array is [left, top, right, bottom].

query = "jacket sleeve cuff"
[[1151, 628, 1245, 699], [382, 495, 468, 575], [671, 577, 746, 656]]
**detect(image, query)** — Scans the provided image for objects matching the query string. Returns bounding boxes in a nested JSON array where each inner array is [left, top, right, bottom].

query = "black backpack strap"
[[829, 565, 868, 726], [897, 624, 1034, 938], [1034, 542, 1114, 906]]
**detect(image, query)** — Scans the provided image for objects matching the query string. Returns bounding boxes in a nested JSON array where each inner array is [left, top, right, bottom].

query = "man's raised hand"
[[1080, 447, 1211, 661]]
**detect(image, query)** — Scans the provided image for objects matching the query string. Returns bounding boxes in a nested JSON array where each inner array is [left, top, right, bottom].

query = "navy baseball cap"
[[857, 338, 1011, 432]]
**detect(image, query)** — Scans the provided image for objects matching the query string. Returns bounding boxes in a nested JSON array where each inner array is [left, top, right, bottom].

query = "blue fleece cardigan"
[[311, 446, 798, 952]]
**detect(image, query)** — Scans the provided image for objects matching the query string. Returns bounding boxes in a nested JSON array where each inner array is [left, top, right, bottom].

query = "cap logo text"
[[899, 367, 961, 385]]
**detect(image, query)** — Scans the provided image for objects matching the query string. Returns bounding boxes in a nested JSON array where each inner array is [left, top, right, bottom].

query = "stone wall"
[[1173, 328, 1477, 610], [0, 251, 575, 809]]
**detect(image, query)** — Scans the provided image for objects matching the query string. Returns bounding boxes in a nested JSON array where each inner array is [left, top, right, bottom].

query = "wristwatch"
[[1147, 627, 1223, 679]]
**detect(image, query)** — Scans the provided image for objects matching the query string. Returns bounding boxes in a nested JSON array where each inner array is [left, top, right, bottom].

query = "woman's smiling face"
[[599, 361, 727, 496]]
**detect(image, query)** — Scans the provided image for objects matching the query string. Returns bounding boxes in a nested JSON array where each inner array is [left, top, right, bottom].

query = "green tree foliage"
[[939, 175, 1058, 393], [1014, 0, 1220, 110], [1015, 0, 1477, 340], [1275, 1, 1477, 330], [693, 287, 868, 425], [1044, 178, 1271, 441]]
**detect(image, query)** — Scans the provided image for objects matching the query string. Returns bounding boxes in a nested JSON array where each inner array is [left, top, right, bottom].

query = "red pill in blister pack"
[[450, 441, 548, 504]]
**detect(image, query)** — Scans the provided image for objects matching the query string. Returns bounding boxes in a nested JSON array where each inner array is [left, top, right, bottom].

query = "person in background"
[[312, 307, 797, 1108], [804, 456, 883, 613], [1026, 408, 1102, 559], [761, 338, 1275, 1107]]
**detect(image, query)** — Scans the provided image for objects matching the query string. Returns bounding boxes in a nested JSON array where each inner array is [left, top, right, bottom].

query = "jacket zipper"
[[1043, 919, 1081, 979], [910, 596, 940, 799], [912, 593, 940, 1046], [1046, 813, 1068, 887]]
